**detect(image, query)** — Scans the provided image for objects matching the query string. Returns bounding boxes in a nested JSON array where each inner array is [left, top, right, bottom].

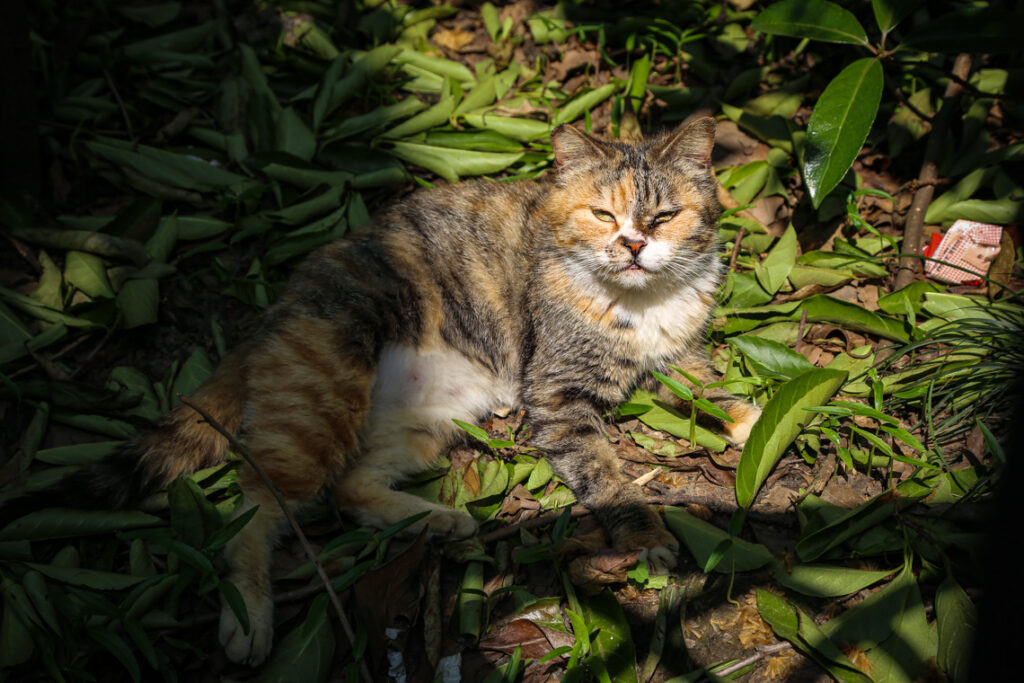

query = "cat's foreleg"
[[653, 357, 762, 445], [334, 423, 478, 539], [531, 408, 679, 572]]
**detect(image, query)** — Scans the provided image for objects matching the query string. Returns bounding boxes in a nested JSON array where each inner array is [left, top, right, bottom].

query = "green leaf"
[[751, 0, 868, 45], [629, 390, 729, 452], [755, 225, 798, 295], [453, 418, 490, 445], [34, 441, 121, 465], [87, 627, 141, 682], [395, 49, 475, 83], [13, 228, 146, 265], [756, 590, 871, 683], [664, 507, 773, 572], [28, 563, 145, 590], [276, 107, 316, 161], [553, 83, 621, 125], [772, 562, 894, 597], [935, 575, 975, 683], [729, 334, 813, 380], [581, 589, 639, 683], [386, 141, 523, 182], [458, 114, 551, 141], [871, 0, 919, 33], [0, 509, 162, 541], [171, 347, 214, 400], [804, 58, 883, 208], [736, 369, 847, 508], [382, 79, 456, 139], [64, 251, 115, 299], [117, 278, 159, 329], [823, 564, 932, 682], [456, 561, 485, 641]]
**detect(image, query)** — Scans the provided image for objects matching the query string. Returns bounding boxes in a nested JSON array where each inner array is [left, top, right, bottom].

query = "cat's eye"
[[592, 209, 616, 223], [654, 211, 679, 224]]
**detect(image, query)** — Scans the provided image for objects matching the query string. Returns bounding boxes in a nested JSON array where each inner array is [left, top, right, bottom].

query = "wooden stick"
[[178, 396, 373, 683], [895, 54, 972, 290]]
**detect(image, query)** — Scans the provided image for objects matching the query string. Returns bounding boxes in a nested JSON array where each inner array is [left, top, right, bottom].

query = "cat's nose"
[[620, 235, 646, 256]]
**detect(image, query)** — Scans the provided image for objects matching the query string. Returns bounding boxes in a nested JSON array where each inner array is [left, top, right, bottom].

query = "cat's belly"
[[370, 344, 518, 433]]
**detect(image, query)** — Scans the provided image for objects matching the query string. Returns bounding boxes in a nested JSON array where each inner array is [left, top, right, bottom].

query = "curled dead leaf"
[[567, 548, 641, 594]]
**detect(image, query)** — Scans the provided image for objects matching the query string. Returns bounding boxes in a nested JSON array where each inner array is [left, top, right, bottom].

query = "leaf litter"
[[1, 1, 1022, 682]]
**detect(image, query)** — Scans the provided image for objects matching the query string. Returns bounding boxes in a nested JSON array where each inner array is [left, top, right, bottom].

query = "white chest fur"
[[611, 277, 717, 364], [371, 345, 517, 432]]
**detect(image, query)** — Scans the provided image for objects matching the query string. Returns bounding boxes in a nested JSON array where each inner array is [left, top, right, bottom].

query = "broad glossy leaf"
[[751, 0, 868, 45], [755, 224, 797, 295], [65, 251, 115, 299], [823, 564, 932, 682], [756, 590, 871, 683], [804, 58, 883, 208], [736, 368, 847, 508], [936, 575, 976, 683], [729, 335, 813, 380], [386, 141, 523, 182], [581, 589, 638, 683], [871, 0, 919, 33], [664, 507, 773, 572], [254, 595, 334, 683], [772, 562, 894, 597]]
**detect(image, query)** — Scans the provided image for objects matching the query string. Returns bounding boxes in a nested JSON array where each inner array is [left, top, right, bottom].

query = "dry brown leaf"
[[433, 27, 475, 51], [480, 618, 574, 659], [567, 548, 641, 594]]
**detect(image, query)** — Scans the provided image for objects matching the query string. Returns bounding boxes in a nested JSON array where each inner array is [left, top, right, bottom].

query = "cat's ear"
[[653, 117, 716, 169], [551, 124, 609, 169]]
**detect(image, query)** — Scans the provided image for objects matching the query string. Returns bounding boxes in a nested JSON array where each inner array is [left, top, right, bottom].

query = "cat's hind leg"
[[334, 419, 478, 539], [218, 322, 374, 666]]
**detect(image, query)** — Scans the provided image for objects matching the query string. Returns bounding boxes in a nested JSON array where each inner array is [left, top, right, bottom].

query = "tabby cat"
[[20, 118, 762, 665]]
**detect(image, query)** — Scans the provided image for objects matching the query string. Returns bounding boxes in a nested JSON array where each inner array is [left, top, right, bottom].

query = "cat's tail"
[[1, 350, 248, 525]]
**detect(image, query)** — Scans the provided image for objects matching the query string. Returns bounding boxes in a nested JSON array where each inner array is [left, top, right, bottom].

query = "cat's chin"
[[613, 266, 654, 288]]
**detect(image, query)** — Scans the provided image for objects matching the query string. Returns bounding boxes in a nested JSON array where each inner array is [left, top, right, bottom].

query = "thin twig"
[[103, 68, 136, 144], [895, 53, 972, 290], [795, 309, 808, 353], [729, 226, 746, 273], [178, 396, 373, 683], [713, 642, 792, 678]]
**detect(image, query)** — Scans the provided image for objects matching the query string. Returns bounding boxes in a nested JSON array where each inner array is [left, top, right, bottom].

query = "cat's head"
[[546, 118, 721, 291]]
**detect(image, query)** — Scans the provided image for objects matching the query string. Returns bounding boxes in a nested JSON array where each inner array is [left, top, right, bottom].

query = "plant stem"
[[895, 53, 973, 290], [179, 396, 373, 683]]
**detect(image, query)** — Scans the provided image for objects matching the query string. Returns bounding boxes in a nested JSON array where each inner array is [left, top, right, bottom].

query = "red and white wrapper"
[[923, 220, 1003, 284]]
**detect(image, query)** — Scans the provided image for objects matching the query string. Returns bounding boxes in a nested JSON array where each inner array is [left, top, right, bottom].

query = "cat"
[[6, 117, 761, 665]]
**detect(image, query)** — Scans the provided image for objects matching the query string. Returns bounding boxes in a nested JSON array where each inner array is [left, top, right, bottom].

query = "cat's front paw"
[[425, 508, 478, 539], [614, 524, 679, 574], [219, 590, 273, 666]]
